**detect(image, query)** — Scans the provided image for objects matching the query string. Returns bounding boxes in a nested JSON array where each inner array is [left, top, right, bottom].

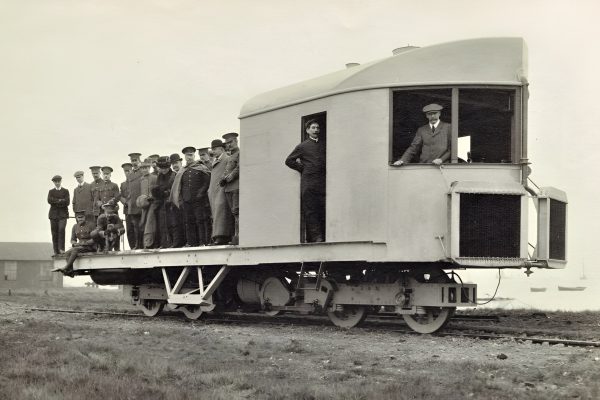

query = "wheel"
[[180, 305, 204, 320], [402, 307, 453, 334], [139, 300, 164, 317], [328, 305, 368, 328], [264, 310, 284, 316]]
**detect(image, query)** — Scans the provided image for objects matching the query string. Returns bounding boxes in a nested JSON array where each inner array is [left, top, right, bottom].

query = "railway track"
[[28, 307, 600, 348]]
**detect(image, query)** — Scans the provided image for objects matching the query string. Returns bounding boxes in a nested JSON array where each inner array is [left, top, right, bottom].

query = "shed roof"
[[0, 242, 53, 261], [239, 37, 528, 118]]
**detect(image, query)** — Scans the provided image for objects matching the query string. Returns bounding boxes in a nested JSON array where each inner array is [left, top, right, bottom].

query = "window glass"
[[458, 89, 515, 163], [4, 261, 17, 281]]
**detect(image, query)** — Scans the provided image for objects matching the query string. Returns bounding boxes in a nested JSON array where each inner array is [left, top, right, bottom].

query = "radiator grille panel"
[[459, 194, 521, 257], [549, 199, 566, 260]]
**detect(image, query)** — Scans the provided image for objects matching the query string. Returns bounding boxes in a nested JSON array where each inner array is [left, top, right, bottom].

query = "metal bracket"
[[161, 265, 231, 305]]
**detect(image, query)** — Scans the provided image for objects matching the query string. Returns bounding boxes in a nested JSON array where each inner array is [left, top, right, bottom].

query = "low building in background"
[[0, 242, 62, 289]]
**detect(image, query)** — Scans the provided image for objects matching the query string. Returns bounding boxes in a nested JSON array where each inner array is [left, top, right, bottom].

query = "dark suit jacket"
[[48, 187, 70, 219], [126, 169, 143, 215], [400, 121, 452, 163], [72, 182, 93, 214]]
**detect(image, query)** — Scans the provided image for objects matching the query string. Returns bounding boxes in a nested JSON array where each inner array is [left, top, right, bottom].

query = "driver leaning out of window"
[[393, 103, 451, 166]]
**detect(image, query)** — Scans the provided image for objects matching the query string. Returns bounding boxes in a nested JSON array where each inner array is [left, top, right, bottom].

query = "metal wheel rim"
[[181, 305, 204, 320], [328, 305, 368, 328], [402, 307, 454, 334], [139, 300, 164, 317]]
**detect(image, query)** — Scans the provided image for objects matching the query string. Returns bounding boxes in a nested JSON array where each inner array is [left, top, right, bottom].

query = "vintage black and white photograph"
[[1, 0, 599, 399]]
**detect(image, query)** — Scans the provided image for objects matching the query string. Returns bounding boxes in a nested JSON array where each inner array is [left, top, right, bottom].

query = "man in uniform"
[[167, 153, 185, 247], [393, 103, 451, 166], [47, 175, 70, 255], [285, 119, 326, 242], [126, 153, 143, 249], [170, 147, 211, 246], [95, 166, 120, 216], [221, 132, 240, 245], [208, 139, 233, 245], [149, 154, 160, 175], [51, 211, 96, 276], [139, 159, 158, 248], [92, 201, 125, 253], [120, 162, 135, 249], [72, 170, 93, 222], [197, 147, 212, 171], [89, 166, 103, 222]]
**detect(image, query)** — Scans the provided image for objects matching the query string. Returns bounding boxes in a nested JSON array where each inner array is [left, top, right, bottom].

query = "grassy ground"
[[1, 288, 599, 400]]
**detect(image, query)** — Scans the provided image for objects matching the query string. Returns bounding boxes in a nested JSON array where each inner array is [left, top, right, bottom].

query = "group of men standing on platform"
[[48, 132, 240, 274]]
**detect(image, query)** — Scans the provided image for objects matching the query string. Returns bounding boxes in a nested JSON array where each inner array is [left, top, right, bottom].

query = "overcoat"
[[208, 154, 234, 237], [47, 188, 70, 219], [223, 148, 239, 193], [126, 169, 143, 215], [72, 182, 93, 214], [94, 180, 120, 210], [399, 121, 452, 163]]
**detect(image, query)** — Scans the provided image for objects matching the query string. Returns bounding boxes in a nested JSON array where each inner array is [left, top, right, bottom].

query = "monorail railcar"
[[53, 38, 567, 333]]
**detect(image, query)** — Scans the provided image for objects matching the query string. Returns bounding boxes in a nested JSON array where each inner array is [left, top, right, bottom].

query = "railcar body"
[[53, 38, 567, 333]]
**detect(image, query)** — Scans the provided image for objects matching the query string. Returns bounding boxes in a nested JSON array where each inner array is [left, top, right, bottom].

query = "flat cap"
[[211, 139, 225, 149], [51, 175, 62, 182], [156, 156, 171, 168], [422, 103, 443, 113], [89, 166, 101, 171], [101, 201, 117, 209], [170, 153, 182, 162], [182, 146, 196, 155], [74, 210, 86, 216], [121, 162, 133, 169], [222, 132, 239, 142], [101, 166, 113, 173], [73, 171, 84, 178], [197, 147, 210, 155], [128, 152, 142, 160], [140, 158, 152, 167], [148, 154, 160, 160]]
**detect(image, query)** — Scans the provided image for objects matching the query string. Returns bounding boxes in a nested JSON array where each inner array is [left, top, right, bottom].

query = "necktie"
[[431, 125, 435, 133]]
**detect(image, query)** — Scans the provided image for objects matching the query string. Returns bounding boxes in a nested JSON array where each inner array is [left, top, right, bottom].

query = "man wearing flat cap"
[[89, 166, 103, 222], [197, 147, 212, 171], [139, 159, 158, 248], [208, 139, 234, 245], [221, 132, 240, 245], [148, 154, 160, 175], [166, 154, 185, 247], [72, 170, 93, 222], [120, 163, 136, 249], [126, 153, 143, 249], [94, 166, 120, 218], [48, 175, 70, 255], [393, 103, 452, 166], [170, 147, 211, 246]]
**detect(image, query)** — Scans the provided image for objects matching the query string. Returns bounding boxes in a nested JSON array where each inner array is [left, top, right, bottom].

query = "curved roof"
[[240, 37, 527, 118]]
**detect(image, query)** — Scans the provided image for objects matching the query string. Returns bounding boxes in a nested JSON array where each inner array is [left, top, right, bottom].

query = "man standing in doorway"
[[285, 119, 326, 243]]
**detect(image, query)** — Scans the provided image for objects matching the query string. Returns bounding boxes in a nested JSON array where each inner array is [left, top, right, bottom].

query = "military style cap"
[[140, 158, 152, 167], [197, 147, 210, 155], [170, 153, 182, 162], [101, 166, 113, 173], [148, 154, 160, 160], [211, 139, 225, 149], [89, 166, 101, 171], [102, 201, 118, 210], [181, 146, 196, 155], [422, 103, 443, 113], [121, 162, 133, 169], [74, 210, 86, 216], [128, 152, 142, 160], [51, 175, 62, 182], [156, 156, 171, 168], [73, 171, 84, 178], [222, 132, 239, 143]]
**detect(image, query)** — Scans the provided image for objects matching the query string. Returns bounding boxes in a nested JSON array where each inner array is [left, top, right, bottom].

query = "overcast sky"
[[1, 0, 599, 286]]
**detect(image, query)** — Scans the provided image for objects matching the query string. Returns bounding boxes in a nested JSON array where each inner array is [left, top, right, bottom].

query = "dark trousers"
[[182, 200, 210, 246], [50, 218, 67, 254], [167, 204, 186, 248], [64, 245, 95, 271], [302, 188, 325, 243], [156, 202, 170, 248], [225, 190, 239, 244], [125, 214, 136, 249], [128, 213, 142, 249]]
